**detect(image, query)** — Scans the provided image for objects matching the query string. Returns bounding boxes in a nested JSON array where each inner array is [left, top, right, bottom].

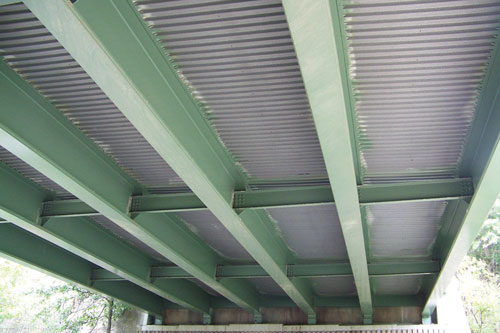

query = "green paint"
[[423, 33, 500, 317], [93, 261, 438, 281], [0, 0, 20, 6], [23, 0, 316, 316], [332, 0, 364, 184], [42, 178, 473, 218], [0, 39, 259, 314], [207, 294, 423, 309], [0, 162, 211, 313], [283, 0, 372, 322], [459, 33, 500, 180]]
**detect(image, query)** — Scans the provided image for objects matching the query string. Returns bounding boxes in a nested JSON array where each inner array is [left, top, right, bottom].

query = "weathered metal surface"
[[423, 25, 500, 318], [176, 210, 253, 261], [343, 0, 500, 183], [32, 0, 317, 317], [0, 2, 184, 188], [371, 275, 423, 296], [267, 205, 348, 261], [311, 276, 357, 297], [366, 201, 448, 260], [0, 19, 261, 315], [135, 0, 327, 181], [0, 0, 498, 324]]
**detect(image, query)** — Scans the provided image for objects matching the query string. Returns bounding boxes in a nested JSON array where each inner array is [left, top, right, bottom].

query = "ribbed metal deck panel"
[[343, 0, 500, 183], [0, 3, 184, 189], [135, 0, 327, 181], [176, 210, 253, 261], [247, 277, 286, 296], [366, 201, 447, 260], [371, 275, 422, 296], [311, 276, 357, 296], [267, 205, 348, 261]]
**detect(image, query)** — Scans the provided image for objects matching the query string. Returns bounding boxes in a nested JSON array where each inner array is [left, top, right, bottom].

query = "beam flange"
[[41, 178, 473, 218], [283, 0, 372, 322], [23, 0, 316, 316], [0, 223, 166, 318]]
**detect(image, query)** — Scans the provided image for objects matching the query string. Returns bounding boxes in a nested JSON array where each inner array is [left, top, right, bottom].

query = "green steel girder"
[[41, 178, 474, 218], [0, 50, 260, 314], [0, 161, 211, 314], [23, 0, 317, 317], [92, 260, 439, 281], [283, 0, 372, 323], [423, 33, 500, 318], [0, 223, 166, 318], [432, 199, 470, 261]]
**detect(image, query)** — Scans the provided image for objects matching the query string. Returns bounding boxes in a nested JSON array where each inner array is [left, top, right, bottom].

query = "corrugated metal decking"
[[342, 0, 500, 303], [366, 201, 447, 260], [267, 205, 348, 261], [0, 0, 499, 327], [345, 0, 500, 183], [135, 0, 328, 181], [0, 3, 184, 190]]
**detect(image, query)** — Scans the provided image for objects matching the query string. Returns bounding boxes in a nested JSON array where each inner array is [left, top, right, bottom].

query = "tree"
[[0, 258, 131, 332], [0, 259, 25, 323], [34, 284, 129, 333], [456, 198, 500, 332], [456, 257, 500, 332], [469, 202, 500, 274]]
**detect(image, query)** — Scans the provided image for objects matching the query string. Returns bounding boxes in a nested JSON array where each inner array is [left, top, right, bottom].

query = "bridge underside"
[[1, 0, 499, 327]]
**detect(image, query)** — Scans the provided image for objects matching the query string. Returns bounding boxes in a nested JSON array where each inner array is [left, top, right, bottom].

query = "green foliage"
[[0, 259, 24, 322], [34, 284, 129, 332], [456, 198, 500, 332], [457, 257, 500, 332], [469, 204, 500, 274], [0, 258, 130, 332]]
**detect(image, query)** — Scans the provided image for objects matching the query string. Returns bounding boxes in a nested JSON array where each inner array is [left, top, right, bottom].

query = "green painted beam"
[[432, 199, 470, 261], [422, 33, 500, 319], [0, 53, 259, 314], [0, 223, 165, 318], [93, 261, 439, 281], [42, 178, 473, 218], [0, 0, 20, 6], [0, 162, 211, 313], [24, 0, 316, 318], [283, 0, 372, 323]]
